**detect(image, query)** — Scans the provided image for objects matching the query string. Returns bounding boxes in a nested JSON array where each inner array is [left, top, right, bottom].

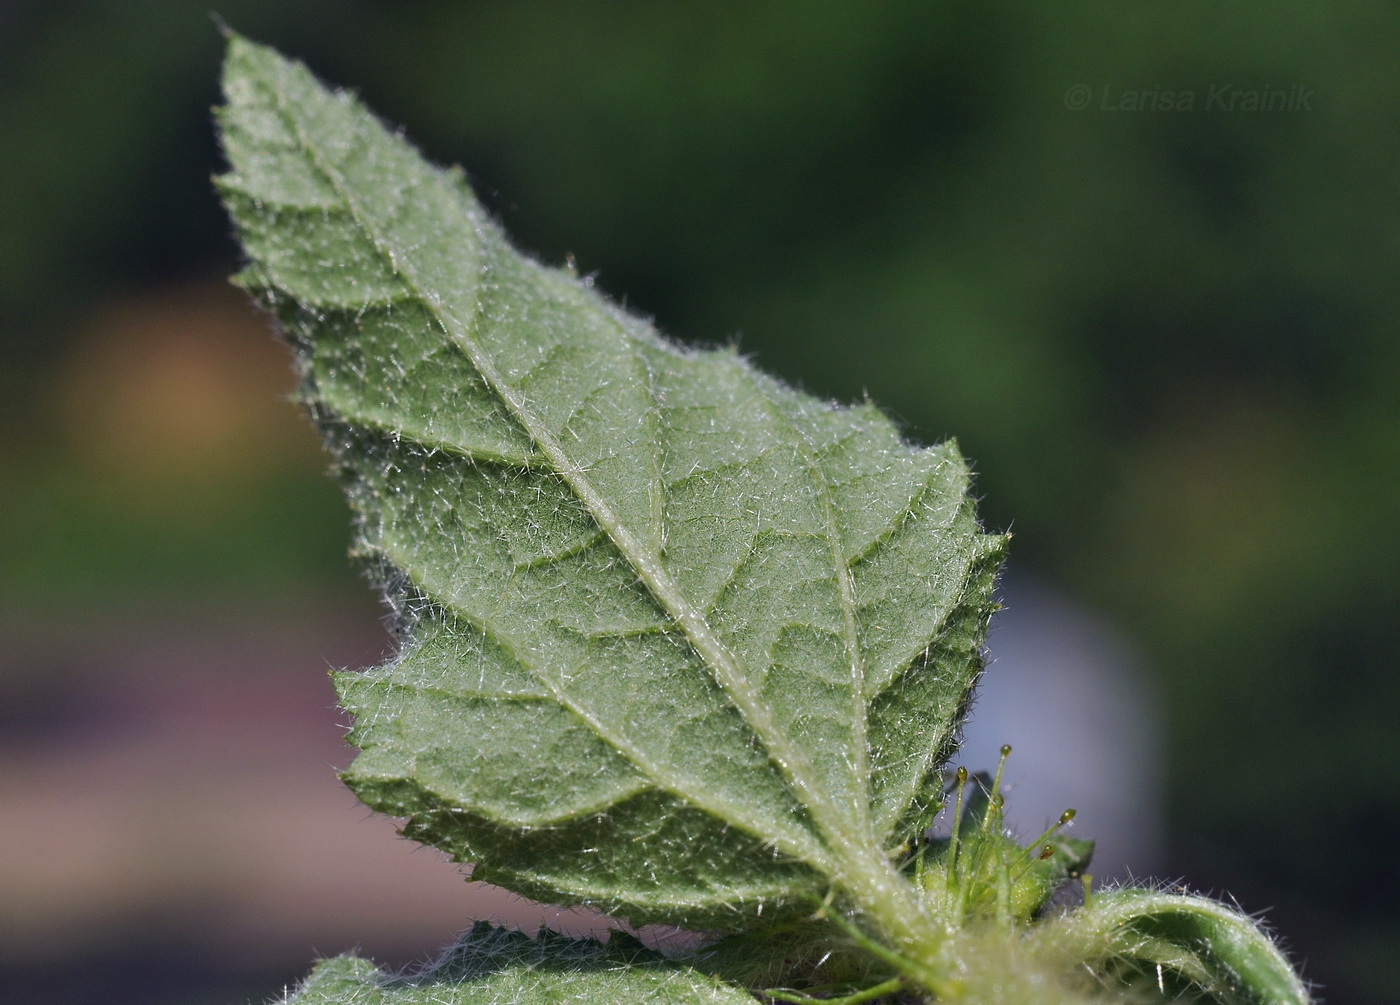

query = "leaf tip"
[[219, 30, 298, 100]]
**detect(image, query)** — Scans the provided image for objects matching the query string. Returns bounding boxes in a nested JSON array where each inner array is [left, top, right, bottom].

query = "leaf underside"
[[218, 37, 1004, 929], [281, 922, 757, 1004]]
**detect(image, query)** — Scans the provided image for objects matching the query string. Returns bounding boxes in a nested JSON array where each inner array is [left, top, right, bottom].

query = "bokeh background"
[[3, 2, 1398, 1003]]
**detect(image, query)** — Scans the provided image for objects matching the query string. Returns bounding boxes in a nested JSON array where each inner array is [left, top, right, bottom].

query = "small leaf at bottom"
[[279, 923, 758, 1005]]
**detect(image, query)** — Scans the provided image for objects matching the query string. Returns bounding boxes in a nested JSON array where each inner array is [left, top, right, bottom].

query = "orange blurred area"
[[51, 280, 320, 488]]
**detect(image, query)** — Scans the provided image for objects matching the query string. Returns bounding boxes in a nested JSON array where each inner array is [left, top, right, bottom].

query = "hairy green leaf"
[[1085, 890, 1310, 1005], [279, 922, 757, 1005], [215, 36, 1317, 1005], [217, 35, 1003, 943], [1032, 889, 1311, 1005]]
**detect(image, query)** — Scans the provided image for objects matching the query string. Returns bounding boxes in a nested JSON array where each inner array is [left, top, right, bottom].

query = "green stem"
[[762, 976, 905, 1005], [815, 877, 955, 999]]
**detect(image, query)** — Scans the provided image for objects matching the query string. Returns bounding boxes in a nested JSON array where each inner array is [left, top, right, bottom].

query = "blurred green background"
[[2, 2, 1398, 1003]]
